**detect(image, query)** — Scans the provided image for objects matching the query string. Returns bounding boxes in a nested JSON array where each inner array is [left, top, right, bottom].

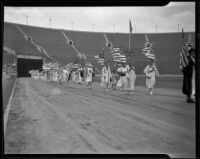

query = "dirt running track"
[[4, 78, 195, 157]]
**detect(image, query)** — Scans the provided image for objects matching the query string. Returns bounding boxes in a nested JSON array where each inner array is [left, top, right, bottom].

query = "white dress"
[[143, 65, 157, 89], [77, 68, 83, 83], [101, 66, 112, 86], [127, 68, 136, 91], [86, 68, 93, 83], [117, 67, 127, 87]]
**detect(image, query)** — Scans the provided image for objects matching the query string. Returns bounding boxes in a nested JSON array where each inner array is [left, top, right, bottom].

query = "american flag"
[[179, 29, 194, 70], [180, 46, 189, 70], [110, 47, 127, 63], [95, 49, 105, 65], [142, 42, 156, 59]]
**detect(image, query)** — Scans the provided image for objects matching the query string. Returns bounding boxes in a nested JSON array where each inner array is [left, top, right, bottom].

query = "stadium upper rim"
[[4, 21, 195, 34]]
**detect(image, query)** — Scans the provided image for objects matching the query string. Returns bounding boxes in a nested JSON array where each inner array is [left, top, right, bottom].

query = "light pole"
[[92, 23, 94, 32], [155, 24, 157, 33], [135, 25, 136, 33], [49, 18, 52, 28], [71, 21, 73, 30], [178, 24, 180, 32], [25, 15, 29, 25], [113, 24, 116, 32]]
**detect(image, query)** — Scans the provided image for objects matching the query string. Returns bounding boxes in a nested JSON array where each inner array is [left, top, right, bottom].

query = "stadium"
[[3, 5, 196, 158]]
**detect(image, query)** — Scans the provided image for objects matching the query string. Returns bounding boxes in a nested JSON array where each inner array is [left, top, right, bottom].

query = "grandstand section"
[[4, 22, 195, 74], [63, 30, 112, 72], [17, 24, 79, 66], [4, 23, 48, 59]]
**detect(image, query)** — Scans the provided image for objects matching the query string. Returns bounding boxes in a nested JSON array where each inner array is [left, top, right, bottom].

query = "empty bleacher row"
[[4, 22, 195, 74]]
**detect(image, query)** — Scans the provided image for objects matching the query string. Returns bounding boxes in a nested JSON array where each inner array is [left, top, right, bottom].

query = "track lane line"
[[4, 79, 17, 135]]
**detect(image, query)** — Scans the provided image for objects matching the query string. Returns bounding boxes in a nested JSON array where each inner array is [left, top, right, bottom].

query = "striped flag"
[[142, 42, 156, 59], [111, 47, 127, 63], [179, 29, 194, 70], [180, 47, 189, 70], [95, 49, 105, 65]]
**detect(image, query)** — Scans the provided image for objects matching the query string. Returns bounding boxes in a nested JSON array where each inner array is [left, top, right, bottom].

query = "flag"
[[142, 41, 156, 60], [180, 47, 189, 69], [111, 47, 127, 63], [129, 20, 132, 33], [94, 49, 105, 65]]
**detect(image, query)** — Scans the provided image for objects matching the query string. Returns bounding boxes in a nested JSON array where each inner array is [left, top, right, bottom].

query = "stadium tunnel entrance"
[[17, 55, 43, 77]]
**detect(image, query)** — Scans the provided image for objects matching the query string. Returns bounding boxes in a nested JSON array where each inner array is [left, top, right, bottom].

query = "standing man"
[[180, 44, 195, 103]]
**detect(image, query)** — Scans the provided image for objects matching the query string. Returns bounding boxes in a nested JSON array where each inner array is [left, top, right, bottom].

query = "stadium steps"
[[4, 22, 46, 58], [17, 24, 79, 66]]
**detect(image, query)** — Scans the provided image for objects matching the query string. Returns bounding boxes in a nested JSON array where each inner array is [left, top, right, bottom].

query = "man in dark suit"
[[180, 44, 195, 103]]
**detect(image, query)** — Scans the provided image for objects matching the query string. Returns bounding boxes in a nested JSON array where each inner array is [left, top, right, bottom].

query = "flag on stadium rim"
[[110, 47, 127, 63], [94, 48, 105, 65]]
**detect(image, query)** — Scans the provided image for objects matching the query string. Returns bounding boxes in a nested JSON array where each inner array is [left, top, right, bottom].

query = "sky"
[[4, 2, 195, 33]]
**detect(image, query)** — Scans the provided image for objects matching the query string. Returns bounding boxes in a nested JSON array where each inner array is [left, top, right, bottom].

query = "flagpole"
[[129, 20, 132, 51], [129, 31, 131, 51]]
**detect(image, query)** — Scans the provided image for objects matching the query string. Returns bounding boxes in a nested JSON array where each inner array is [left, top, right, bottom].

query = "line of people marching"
[[30, 63, 95, 89], [30, 58, 159, 96], [101, 58, 158, 95]]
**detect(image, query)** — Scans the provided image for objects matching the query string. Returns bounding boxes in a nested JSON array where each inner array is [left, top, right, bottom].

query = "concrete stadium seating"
[[4, 22, 195, 74], [63, 30, 112, 72], [17, 23, 78, 66]]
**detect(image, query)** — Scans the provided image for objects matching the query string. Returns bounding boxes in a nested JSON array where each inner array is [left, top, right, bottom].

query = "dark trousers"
[[182, 64, 193, 98]]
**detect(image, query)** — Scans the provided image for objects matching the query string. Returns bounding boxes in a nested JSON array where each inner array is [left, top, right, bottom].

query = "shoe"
[[150, 91, 153, 95]]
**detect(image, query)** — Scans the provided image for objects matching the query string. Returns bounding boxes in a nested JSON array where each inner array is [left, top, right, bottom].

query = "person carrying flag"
[[180, 30, 195, 103], [126, 64, 136, 95], [101, 62, 112, 91], [180, 43, 195, 103], [143, 58, 159, 95], [86, 63, 94, 89], [116, 63, 128, 91]]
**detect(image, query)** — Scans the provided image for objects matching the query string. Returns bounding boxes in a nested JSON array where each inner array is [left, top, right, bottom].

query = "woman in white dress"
[[143, 59, 159, 95], [127, 65, 136, 95], [101, 63, 112, 91], [86, 65, 93, 89], [116, 63, 127, 91], [77, 68, 83, 84]]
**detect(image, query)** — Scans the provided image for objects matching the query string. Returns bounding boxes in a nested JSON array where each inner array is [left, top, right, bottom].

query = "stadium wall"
[[4, 22, 195, 75]]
